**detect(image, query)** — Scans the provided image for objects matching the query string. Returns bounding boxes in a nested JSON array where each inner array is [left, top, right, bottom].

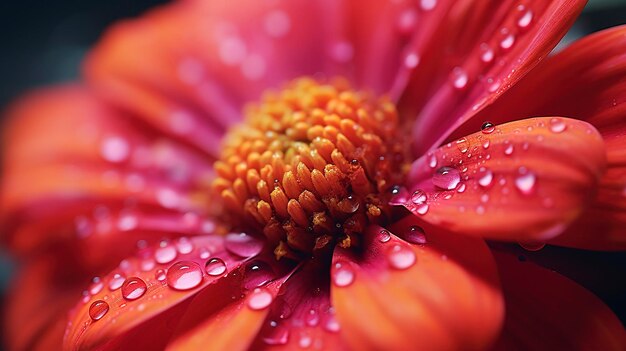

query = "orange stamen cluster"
[[212, 78, 407, 258]]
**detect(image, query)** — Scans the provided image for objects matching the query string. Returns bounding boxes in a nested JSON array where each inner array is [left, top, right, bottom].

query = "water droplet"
[[389, 186, 409, 205], [411, 190, 427, 204], [247, 288, 273, 310], [387, 244, 417, 270], [456, 138, 469, 153], [378, 229, 391, 243], [332, 261, 355, 287], [298, 332, 313, 348], [89, 277, 103, 295], [483, 139, 491, 149], [155, 269, 166, 282], [305, 309, 320, 327], [415, 203, 429, 215], [121, 277, 147, 300], [405, 225, 427, 244], [262, 322, 289, 345], [481, 121, 495, 134], [420, 0, 437, 11], [477, 167, 494, 188], [432, 166, 461, 190], [515, 168, 536, 195], [199, 247, 211, 259], [504, 143, 514, 155], [89, 300, 109, 321], [480, 43, 494, 63], [457, 183, 466, 193], [244, 261, 275, 289], [101, 136, 130, 163], [225, 232, 264, 257], [397, 9, 417, 34], [166, 261, 203, 291], [140, 258, 155, 272], [549, 118, 566, 133], [428, 154, 438, 168], [176, 237, 194, 254], [205, 258, 227, 276], [500, 32, 516, 50], [337, 195, 360, 213], [451, 67, 468, 89], [108, 274, 125, 291], [517, 9, 533, 29], [155, 242, 177, 264], [404, 52, 420, 68], [519, 242, 545, 251]]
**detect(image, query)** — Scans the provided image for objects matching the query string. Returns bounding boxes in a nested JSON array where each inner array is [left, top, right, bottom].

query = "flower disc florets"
[[213, 78, 408, 258]]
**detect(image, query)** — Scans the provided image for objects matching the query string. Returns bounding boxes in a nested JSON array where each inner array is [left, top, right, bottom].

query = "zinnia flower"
[[2, 0, 626, 350]]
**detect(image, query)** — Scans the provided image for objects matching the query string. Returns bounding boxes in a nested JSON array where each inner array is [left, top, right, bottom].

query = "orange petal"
[[63, 234, 266, 350], [392, 0, 586, 154], [492, 251, 626, 350], [455, 26, 626, 250], [331, 216, 503, 351], [1, 85, 214, 261], [399, 117, 606, 242]]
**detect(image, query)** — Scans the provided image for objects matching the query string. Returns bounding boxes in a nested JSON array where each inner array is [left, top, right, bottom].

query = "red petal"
[[457, 26, 626, 250], [492, 251, 626, 350], [400, 117, 606, 242], [331, 217, 503, 351], [63, 234, 261, 350], [392, 0, 586, 154], [1, 86, 214, 261]]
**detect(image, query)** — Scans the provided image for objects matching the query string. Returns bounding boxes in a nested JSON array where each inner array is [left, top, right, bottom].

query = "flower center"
[[213, 78, 408, 259]]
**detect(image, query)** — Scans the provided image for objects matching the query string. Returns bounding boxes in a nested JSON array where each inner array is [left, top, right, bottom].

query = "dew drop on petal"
[[89, 277, 103, 295], [225, 232, 264, 257], [166, 261, 203, 291], [199, 247, 211, 259], [244, 260, 275, 289], [121, 277, 147, 300], [404, 52, 420, 68], [457, 183, 466, 193], [500, 33, 516, 50], [480, 43, 494, 63], [481, 121, 495, 134], [325, 315, 341, 333], [262, 322, 289, 345], [428, 153, 438, 168], [155, 242, 178, 264], [108, 274, 125, 291], [205, 258, 227, 276], [155, 269, 166, 282], [89, 300, 109, 321], [100, 136, 130, 163], [378, 229, 391, 243], [305, 309, 320, 327], [432, 166, 461, 190], [331, 261, 355, 287], [477, 167, 494, 188], [549, 118, 566, 133], [504, 143, 514, 156], [517, 9, 534, 29], [411, 190, 427, 204], [420, 0, 437, 11], [456, 138, 469, 153], [140, 258, 155, 272], [515, 168, 536, 195], [405, 225, 427, 244], [389, 185, 409, 205], [451, 67, 468, 89], [247, 288, 273, 310], [387, 244, 417, 270], [415, 203, 429, 215], [397, 9, 417, 34], [176, 237, 194, 254]]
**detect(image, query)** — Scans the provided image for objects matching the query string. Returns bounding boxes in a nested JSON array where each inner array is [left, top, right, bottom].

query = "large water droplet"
[[517, 9, 534, 29], [332, 261, 355, 287], [244, 261, 275, 289], [89, 300, 109, 321], [225, 232, 264, 257], [549, 118, 566, 133], [500, 31, 516, 50], [166, 261, 203, 291], [247, 288, 274, 310], [515, 168, 536, 195], [432, 166, 461, 190], [205, 258, 227, 276], [155, 242, 177, 264], [121, 277, 147, 300], [477, 167, 494, 188], [387, 244, 417, 270]]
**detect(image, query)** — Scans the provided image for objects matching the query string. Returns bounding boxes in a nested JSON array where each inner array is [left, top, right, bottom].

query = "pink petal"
[[400, 117, 606, 242], [392, 0, 586, 155]]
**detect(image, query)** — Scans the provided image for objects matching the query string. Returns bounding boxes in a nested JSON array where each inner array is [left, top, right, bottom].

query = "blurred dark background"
[[0, 0, 625, 347]]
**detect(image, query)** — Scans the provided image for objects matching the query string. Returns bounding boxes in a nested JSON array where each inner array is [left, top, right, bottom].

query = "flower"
[[2, 0, 626, 350]]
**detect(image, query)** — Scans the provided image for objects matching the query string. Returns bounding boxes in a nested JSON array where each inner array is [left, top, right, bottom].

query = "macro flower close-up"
[[2, 0, 626, 350]]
